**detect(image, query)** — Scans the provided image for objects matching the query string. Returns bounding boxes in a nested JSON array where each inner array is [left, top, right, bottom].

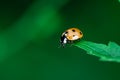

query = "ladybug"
[[60, 28, 83, 47]]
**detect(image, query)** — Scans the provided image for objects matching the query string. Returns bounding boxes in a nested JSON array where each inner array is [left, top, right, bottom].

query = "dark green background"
[[0, 0, 120, 80]]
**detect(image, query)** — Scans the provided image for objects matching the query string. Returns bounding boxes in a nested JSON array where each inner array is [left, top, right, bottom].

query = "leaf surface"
[[74, 41, 120, 62]]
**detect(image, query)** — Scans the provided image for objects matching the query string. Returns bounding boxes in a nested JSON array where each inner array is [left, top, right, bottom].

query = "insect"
[[60, 28, 83, 47]]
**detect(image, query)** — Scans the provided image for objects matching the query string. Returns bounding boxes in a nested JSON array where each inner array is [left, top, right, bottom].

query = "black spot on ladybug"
[[73, 35, 75, 37], [72, 29, 75, 32], [65, 31, 68, 34], [80, 32, 82, 35]]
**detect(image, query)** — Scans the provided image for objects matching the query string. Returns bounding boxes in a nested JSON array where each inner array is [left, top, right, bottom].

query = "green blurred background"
[[0, 0, 120, 80]]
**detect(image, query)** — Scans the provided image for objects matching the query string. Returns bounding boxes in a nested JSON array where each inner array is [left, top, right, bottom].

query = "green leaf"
[[74, 40, 120, 62]]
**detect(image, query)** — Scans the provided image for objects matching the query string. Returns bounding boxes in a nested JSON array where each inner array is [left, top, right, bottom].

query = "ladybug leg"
[[76, 38, 80, 41], [67, 40, 74, 47], [61, 43, 65, 48], [67, 40, 73, 44], [58, 42, 65, 48], [70, 40, 74, 44]]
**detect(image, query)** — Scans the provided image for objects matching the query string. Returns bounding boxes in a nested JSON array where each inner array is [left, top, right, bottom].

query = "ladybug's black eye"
[[72, 29, 75, 32]]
